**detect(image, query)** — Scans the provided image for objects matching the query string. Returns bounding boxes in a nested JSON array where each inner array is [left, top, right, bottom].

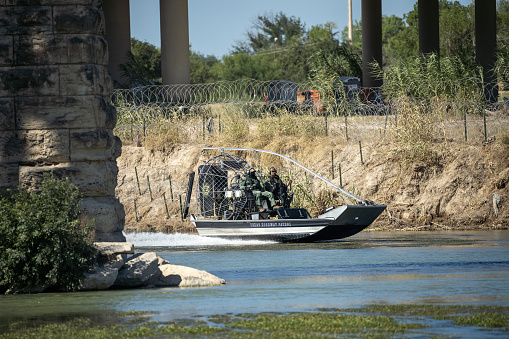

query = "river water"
[[1, 230, 508, 333]]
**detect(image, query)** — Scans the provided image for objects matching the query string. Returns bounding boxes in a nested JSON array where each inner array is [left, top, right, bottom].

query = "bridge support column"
[[0, 0, 125, 242], [418, 0, 439, 57], [103, 0, 131, 87], [475, 0, 498, 104], [361, 0, 383, 89], [160, 0, 191, 85]]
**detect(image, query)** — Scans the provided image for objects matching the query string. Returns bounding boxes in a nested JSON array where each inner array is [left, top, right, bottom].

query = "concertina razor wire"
[[111, 78, 508, 146]]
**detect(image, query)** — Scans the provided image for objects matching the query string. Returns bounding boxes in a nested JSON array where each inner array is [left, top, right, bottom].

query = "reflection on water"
[[1, 230, 508, 333]]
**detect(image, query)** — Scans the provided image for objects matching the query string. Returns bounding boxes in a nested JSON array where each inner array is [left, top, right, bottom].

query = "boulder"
[[81, 254, 124, 290], [114, 252, 158, 287], [157, 255, 171, 266], [146, 264, 227, 288], [93, 242, 134, 255]]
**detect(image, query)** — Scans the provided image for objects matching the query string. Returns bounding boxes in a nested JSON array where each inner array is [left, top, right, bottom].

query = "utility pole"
[[273, 37, 278, 60], [348, 0, 353, 44]]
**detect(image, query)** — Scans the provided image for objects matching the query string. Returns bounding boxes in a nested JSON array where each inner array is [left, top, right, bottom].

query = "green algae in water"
[[226, 312, 426, 337], [2, 305, 508, 338], [0, 311, 425, 339], [338, 304, 509, 328]]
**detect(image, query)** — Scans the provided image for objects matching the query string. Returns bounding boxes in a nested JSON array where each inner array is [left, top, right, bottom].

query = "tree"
[[308, 42, 362, 81], [119, 38, 162, 87], [496, 44, 509, 86], [220, 52, 278, 81], [190, 50, 222, 83], [340, 19, 362, 50], [226, 19, 349, 82], [498, 0, 509, 46], [233, 11, 307, 53], [0, 174, 97, 293], [497, 1, 509, 86], [384, 15, 415, 65], [438, 0, 475, 69]]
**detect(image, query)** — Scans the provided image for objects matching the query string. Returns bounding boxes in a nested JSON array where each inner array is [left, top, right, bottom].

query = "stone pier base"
[[0, 1, 125, 241]]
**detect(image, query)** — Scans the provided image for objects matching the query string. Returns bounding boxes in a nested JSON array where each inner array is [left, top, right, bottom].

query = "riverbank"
[[116, 138, 508, 234]]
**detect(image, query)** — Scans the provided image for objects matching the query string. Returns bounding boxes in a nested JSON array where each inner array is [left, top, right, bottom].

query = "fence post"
[[331, 150, 334, 179], [134, 201, 139, 222], [143, 117, 146, 137], [384, 114, 388, 137], [202, 111, 205, 141], [345, 115, 349, 141], [359, 140, 364, 165], [464, 111, 468, 141], [338, 164, 343, 188], [168, 174, 174, 202], [135, 167, 142, 195], [324, 113, 328, 137], [179, 195, 184, 221], [483, 107, 487, 141], [163, 192, 170, 219], [147, 175, 153, 201], [130, 118, 133, 142]]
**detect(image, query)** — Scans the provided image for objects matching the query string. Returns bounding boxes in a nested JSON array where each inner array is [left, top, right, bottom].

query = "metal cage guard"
[[201, 147, 374, 206]]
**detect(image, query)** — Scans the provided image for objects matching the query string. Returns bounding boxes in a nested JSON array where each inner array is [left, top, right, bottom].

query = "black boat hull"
[[192, 205, 386, 243]]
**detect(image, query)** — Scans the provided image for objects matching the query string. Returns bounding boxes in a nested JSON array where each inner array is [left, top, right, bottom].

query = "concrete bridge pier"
[[475, 0, 498, 104], [0, 0, 125, 242], [103, 0, 131, 87], [160, 0, 191, 85], [361, 0, 383, 96], [418, 0, 439, 57]]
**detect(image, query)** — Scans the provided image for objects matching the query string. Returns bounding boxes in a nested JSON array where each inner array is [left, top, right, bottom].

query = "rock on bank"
[[81, 242, 226, 291]]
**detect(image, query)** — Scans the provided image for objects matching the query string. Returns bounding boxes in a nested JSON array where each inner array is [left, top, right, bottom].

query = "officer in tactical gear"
[[240, 168, 276, 211], [265, 167, 293, 208]]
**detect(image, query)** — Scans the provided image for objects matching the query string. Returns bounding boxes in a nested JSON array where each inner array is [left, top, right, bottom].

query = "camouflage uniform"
[[240, 169, 276, 209], [265, 167, 293, 208]]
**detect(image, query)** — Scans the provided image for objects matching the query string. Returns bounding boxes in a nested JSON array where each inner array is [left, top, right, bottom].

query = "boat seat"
[[277, 208, 310, 219]]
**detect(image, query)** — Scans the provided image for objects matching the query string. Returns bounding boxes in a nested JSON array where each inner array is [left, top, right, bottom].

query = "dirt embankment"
[[116, 141, 509, 233]]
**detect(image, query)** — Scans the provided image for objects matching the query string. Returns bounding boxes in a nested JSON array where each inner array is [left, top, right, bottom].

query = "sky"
[[129, 0, 472, 58]]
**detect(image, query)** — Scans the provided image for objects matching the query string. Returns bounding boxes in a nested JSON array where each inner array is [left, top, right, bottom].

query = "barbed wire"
[[112, 78, 508, 146]]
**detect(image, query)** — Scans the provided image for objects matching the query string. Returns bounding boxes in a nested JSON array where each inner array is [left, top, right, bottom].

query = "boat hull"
[[192, 205, 386, 243]]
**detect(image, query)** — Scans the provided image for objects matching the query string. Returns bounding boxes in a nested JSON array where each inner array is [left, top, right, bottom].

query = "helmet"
[[269, 167, 277, 173]]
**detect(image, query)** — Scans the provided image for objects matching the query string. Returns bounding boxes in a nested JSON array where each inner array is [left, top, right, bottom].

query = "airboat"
[[185, 147, 386, 243]]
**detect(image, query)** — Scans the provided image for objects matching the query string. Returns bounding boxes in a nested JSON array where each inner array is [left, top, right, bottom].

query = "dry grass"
[[114, 100, 509, 166]]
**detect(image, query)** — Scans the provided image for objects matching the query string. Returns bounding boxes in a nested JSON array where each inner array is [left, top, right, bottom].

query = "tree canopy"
[[232, 11, 307, 54]]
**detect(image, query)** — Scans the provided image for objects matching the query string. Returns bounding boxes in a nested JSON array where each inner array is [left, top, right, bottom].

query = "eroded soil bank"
[[116, 140, 508, 234]]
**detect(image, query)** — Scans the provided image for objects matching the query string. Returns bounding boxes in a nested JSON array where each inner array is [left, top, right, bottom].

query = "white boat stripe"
[[197, 226, 325, 237]]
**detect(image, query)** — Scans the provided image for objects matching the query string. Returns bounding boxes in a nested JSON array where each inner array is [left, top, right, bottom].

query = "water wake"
[[124, 232, 274, 247]]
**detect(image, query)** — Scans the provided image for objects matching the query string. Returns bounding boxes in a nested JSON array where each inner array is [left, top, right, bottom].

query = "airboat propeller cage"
[[200, 147, 374, 206]]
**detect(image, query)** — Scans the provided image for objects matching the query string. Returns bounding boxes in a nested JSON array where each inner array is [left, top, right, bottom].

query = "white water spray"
[[124, 232, 274, 248]]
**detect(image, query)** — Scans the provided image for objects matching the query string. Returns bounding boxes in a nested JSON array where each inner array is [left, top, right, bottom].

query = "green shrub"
[[0, 173, 97, 293]]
